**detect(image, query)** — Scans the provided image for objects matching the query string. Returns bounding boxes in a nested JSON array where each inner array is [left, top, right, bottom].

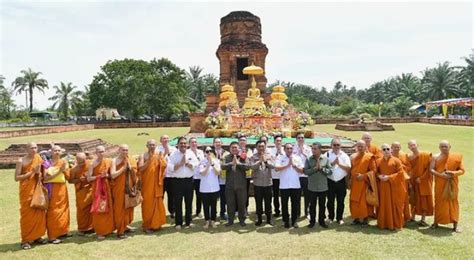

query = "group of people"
[[15, 132, 465, 250]]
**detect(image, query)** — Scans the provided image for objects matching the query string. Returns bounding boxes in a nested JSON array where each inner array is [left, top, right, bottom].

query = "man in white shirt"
[[167, 137, 199, 229], [325, 138, 351, 225], [293, 133, 312, 219], [276, 143, 304, 228], [269, 134, 284, 217], [157, 135, 177, 218], [189, 137, 204, 218], [213, 138, 229, 221]]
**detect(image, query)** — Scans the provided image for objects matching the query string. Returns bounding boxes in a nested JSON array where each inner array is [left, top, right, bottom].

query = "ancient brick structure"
[[215, 11, 269, 108]]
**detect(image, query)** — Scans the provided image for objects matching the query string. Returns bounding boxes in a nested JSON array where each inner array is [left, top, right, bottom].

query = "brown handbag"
[[30, 177, 49, 210], [124, 167, 142, 209], [442, 178, 456, 200]]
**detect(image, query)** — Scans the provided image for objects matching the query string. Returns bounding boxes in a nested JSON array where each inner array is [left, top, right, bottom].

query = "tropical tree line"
[[1, 55, 472, 121]]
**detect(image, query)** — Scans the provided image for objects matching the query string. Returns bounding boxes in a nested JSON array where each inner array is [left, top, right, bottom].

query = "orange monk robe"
[[140, 153, 167, 230], [46, 159, 70, 239], [434, 153, 465, 225], [91, 159, 115, 236], [72, 160, 93, 232], [367, 144, 383, 159], [409, 151, 433, 216], [19, 154, 46, 243], [393, 152, 412, 221], [376, 156, 405, 230], [111, 157, 137, 235], [350, 152, 376, 219]]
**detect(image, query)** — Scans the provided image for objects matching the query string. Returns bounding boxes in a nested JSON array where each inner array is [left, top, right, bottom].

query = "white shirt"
[[167, 149, 199, 178], [199, 158, 221, 193], [269, 146, 284, 179], [156, 145, 177, 178], [189, 148, 204, 180], [293, 143, 311, 177], [214, 148, 229, 185], [325, 150, 351, 182], [275, 154, 304, 189]]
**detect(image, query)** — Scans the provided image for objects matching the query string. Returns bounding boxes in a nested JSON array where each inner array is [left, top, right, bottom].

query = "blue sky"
[[1, 1, 472, 109]]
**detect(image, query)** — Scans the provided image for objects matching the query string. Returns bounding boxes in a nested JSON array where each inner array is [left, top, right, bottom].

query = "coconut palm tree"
[[421, 62, 460, 101], [11, 68, 48, 112], [48, 82, 82, 120], [395, 73, 422, 102], [185, 66, 206, 104]]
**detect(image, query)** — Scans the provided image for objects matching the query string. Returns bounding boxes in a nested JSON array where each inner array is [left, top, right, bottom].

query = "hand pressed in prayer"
[[356, 173, 363, 181]]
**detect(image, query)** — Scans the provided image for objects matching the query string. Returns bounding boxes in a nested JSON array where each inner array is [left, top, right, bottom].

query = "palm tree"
[[185, 66, 206, 104], [395, 73, 422, 102], [455, 56, 474, 97], [11, 68, 48, 112], [48, 82, 82, 120], [421, 62, 460, 101]]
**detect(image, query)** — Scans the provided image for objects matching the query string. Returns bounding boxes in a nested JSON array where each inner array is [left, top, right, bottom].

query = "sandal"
[[21, 243, 32, 250], [117, 234, 128, 239], [418, 220, 429, 227], [50, 239, 62, 244], [34, 238, 48, 244], [430, 224, 438, 229], [97, 235, 106, 241]]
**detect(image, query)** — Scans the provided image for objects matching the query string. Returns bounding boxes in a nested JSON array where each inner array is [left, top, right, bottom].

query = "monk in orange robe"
[[42, 145, 70, 243], [111, 144, 138, 239], [376, 144, 405, 231], [430, 140, 465, 233], [407, 140, 433, 226], [349, 140, 376, 226], [87, 145, 115, 240], [15, 142, 47, 250], [138, 139, 167, 233], [391, 142, 412, 223], [69, 152, 93, 235], [362, 132, 382, 159]]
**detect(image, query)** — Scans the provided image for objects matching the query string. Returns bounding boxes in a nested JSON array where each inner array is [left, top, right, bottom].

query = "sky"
[[1, 1, 472, 110]]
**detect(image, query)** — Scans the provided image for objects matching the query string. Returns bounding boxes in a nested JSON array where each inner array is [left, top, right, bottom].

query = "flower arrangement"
[[204, 111, 225, 129], [294, 112, 314, 129]]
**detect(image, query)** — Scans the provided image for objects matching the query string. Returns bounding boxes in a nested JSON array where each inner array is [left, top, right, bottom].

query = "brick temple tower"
[[216, 11, 269, 106]]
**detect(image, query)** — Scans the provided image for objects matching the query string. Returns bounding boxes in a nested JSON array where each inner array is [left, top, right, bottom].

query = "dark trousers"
[[219, 184, 226, 217], [173, 177, 194, 226], [254, 185, 272, 220], [272, 179, 280, 214], [308, 190, 327, 225], [202, 192, 219, 221], [164, 177, 175, 214], [300, 177, 309, 216], [280, 188, 301, 225], [193, 179, 202, 215], [327, 177, 347, 221], [226, 187, 247, 223]]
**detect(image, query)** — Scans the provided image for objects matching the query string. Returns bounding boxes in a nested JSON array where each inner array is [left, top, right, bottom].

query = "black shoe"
[[319, 223, 329, 228], [34, 238, 48, 245], [361, 220, 369, 226], [266, 218, 274, 226], [351, 220, 361, 225], [255, 219, 262, 227], [284, 222, 290, 229], [239, 221, 246, 227], [273, 212, 280, 217], [225, 222, 234, 227], [307, 223, 315, 228], [292, 223, 299, 229]]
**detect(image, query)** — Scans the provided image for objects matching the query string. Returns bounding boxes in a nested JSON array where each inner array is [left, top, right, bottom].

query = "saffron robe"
[[350, 152, 376, 219]]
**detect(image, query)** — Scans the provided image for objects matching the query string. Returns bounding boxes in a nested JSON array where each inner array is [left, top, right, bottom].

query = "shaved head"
[[96, 145, 105, 152], [408, 139, 419, 153], [439, 140, 451, 155], [76, 152, 86, 164], [391, 142, 401, 154], [355, 140, 366, 153], [147, 139, 157, 146], [362, 132, 372, 144]]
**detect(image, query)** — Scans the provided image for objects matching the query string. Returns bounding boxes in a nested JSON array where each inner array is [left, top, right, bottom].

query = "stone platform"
[[335, 122, 395, 131], [0, 139, 119, 169]]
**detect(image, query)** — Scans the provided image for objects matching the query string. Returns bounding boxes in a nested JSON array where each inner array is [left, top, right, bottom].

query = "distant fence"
[[93, 121, 190, 129], [0, 124, 94, 138], [313, 117, 473, 126]]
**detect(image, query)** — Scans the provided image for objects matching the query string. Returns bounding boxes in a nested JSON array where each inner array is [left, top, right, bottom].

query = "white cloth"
[[269, 146, 284, 179], [189, 149, 204, 179], [199, 158, 221, 193], [293, 143, 311, 177], [325, 150, 351, 182], [156, 145, 177, 178], [275, 154, 304, 189], [167, 149, 199, 178]]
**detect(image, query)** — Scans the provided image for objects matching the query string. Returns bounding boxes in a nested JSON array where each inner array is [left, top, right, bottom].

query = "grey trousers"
[[226, 187, 247, 223]]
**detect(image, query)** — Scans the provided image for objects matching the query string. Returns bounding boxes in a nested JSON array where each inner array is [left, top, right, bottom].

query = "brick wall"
[[0, 124, 95, 138]]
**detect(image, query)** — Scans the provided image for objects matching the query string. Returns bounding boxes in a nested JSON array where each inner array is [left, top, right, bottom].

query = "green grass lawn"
[[0, 124, 472, 258]]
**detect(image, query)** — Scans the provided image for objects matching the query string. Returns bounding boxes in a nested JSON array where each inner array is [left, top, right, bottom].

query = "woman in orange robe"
[[349, 140, 376, 225], [15, 143, 47, 250], [43, 145, 70, 244], [376, 144, 405, 231], [138, 139, 167, 233], [431, 140, 465, 233], [111, 145, 137, 238], [69, 152, 93, 235], [87, 145, 115, 240]]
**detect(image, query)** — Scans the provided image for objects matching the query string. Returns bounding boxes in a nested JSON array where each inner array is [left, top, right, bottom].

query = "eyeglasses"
[[382, 148, 390, 151], [332, 144, 340, 147], [205, 150, 212, 153], [297, 137, 304, 139]]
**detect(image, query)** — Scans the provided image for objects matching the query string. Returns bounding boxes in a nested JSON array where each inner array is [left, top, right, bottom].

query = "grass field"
[[0, 123, 472, 258]]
